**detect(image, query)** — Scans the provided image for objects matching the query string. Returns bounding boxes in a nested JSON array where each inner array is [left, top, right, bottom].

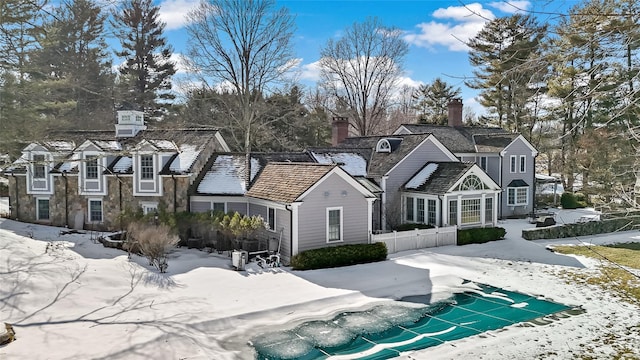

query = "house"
[[393, 99, 538, 219], [3, 108, 229, 230], [244, 162, 376, 264]]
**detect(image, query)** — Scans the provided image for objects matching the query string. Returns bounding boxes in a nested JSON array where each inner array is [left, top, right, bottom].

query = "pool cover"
[[250, 282, 579, 359]]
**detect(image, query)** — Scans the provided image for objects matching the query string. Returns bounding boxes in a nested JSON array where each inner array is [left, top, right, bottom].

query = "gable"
[[386, 135, 458, 176], [501, 135, 538, 157]]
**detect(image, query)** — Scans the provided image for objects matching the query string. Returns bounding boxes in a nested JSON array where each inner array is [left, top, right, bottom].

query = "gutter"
[[63, 173, 69, 227], [12, 174, 19, 220]]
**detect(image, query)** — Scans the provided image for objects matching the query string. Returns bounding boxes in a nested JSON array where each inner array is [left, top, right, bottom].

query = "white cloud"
[[169, 53, 190, 74], [404, 3, 495, 52], [158, 0, 199, 31], [396, 76, 423, 89], [299, 61, 322, 82], [488, 1, 531, 14]]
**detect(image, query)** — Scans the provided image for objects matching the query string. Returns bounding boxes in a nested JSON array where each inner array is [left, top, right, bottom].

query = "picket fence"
[[371, 226, 457, 254]]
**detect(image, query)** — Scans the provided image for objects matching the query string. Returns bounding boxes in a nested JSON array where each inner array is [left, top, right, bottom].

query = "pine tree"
[[412, 78, 461, 125], [31, 0, 114, 129], [112, 0, 176, 118]]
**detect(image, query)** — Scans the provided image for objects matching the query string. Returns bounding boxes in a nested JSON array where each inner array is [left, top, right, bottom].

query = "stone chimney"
[[447, 98, 463, 127], [332, 117, 349, 146]]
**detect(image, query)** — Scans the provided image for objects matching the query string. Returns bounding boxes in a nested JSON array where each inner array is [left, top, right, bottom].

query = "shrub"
[[457, 227, 506, 246], [560, 192, 586, 209], [291, 242, 387, 270], [0, 182, 8, 197], [126, 222, 180, 273], [394, 223, 434, 231]]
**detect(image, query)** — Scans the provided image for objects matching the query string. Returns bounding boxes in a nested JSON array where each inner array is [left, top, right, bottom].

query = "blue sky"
[[151, 0, 573, 113]]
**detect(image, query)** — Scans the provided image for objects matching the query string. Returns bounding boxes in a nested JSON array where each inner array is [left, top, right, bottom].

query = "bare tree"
[[319, 17, 408, 136], [185, 0, 295, 183]]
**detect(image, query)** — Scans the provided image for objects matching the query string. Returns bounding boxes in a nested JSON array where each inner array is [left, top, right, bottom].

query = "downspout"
[[172, 174, 177, 213], [63, 173, 69, 227], [498, 155, 503, 219], [285, 204, 293, 260], [12, 174, 19, 220], [381, 176, 388, 231]]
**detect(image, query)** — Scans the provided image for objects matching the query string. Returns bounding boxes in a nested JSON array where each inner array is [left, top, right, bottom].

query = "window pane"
[[449, 200, 457, 226], [510, 156, 516, 172], [141, 155, 154, 180], [89, 200, 102, 222], [485, 197, 493, 223], [417, 198, 425, 223], [213, 203, 225, 213], [37, 199, 49, 220], [33, 154, 46, 179], [428, 199, 436, 225], [461, 199, 481, 224], [517, 188, 528, 204], [520, 156, 526, 172], [86, 156, 98, 179], [268, 207, 275, 230], [508, 188, 516, 205], [406, 197, 414, 222], [328, 209, 341, 241]]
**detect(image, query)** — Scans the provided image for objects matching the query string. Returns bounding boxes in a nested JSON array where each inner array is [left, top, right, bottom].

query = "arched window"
[[376, 139, 391, 153], [458, 174, 485, 191]]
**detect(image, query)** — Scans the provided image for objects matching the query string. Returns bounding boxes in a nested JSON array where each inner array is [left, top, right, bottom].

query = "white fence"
[[371, 226, 457, 254]]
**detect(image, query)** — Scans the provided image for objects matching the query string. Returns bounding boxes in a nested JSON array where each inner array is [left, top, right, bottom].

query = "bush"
[[394, 223, 434, 231], [0, 182, 8, 197], [457, 227, 506, 246], [291, 242, 387, 270], [126, 222, 180, 273], [560, 192, 586, 209]]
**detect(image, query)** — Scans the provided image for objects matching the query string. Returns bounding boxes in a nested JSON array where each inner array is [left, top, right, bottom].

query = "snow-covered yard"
[[1, 207, 639, 359]]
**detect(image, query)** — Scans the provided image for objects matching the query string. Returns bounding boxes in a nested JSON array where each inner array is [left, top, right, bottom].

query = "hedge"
[[394, 223, 435, 231], [457, 227, 506, 246], [290, 242, 387, 270]]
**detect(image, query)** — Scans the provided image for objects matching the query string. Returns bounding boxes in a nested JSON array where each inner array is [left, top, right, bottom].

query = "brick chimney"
[[447, 98, 463, 127], [332, 117, 349, 146]]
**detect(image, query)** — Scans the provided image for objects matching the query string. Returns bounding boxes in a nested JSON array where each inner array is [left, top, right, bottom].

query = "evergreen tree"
[[31, 0, 114, 129], [412, 78, 461, 125], [466, 14, 547, 132], [112, 0, 176, 118]]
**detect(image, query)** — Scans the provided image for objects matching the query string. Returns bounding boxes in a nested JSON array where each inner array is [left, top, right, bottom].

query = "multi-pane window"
[[417, 198, 425, 223], [519, 155, 526, 173], [449, 200, 458, 226], [89, 200, 103, 222], [33, 154, 46, 179], [37, 198, 50, 220], [213, 202, 225, 213], [461, 199, 481, 224], [140, 155, 154, 180], [510, 155, 517, 173], [485, 197, 493, 223], [507, 187, 529, 206], [327, 208, 342, 242], [86, 155, 98, 179], [406, 197, 414, 222], [428, 199, 437, 225], [267, 207, 276, 231]]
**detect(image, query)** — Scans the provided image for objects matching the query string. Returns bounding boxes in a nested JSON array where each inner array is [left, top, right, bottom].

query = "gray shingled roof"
[[403, 162, 474, 195], [246, 162, 336, 203], [335, 134, 432, 176], [398, 124, 515, 153]]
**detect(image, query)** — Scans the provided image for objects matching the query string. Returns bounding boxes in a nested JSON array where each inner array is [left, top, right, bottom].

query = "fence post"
[[394, 231, 397, 253], [435, 226, 439, 247]]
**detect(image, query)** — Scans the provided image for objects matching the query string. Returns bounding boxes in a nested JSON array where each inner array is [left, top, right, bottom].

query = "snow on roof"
[[310, 151, 368, 177], [43, 140, 76, 152], [92, 140, 122, 151], [58, 152, 82, 172], [406, 163, 439, 189], [149, 139, 177, 151], [169, 145, 200, 173], [197, 155, 261, 195], [113, 157, 132, 173]]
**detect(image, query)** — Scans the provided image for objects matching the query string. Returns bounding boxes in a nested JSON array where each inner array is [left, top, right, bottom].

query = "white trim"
[[376, 138, 393, 153], [291, 202, 301, 256], [267, 206, 276, 231], [448, 164, 501, 193], [326, 206, 344, 243], [519, 155, 526, 173], [500, 134, 538, 157], [507, 187, 529, 206], [140, 201, 159, 215], [79, 151, 107, 196], [366, 198, 375, 242], [510, 155, 517, 173], [392, 125, 412, 135], [27, 151, 54, 195], [296, 166, 376, 201]]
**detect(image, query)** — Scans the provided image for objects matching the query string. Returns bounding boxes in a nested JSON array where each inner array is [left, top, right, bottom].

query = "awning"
[[507, 179, 529, 187]]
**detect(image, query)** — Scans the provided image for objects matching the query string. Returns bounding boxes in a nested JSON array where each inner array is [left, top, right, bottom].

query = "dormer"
[[115, 109, 147, 138], [375, 138, 402, 153]]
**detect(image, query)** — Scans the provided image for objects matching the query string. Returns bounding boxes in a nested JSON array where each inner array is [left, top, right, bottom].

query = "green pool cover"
[[250, 282, 580, 359]]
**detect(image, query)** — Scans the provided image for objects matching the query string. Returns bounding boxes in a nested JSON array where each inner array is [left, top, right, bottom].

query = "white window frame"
[[326, 207, 343, 243], [267, 207, 276, 231], [507, 187, 529, 206], [405, 196, 414, 222], [140, 154, 155, 180], [212, 202, 226, 213], [510, 155, 517, 173], [519, 155, 526, 173], [32, 154, 47, 179], [36, 197, 50, 221], [88, 199, 103, 223], [140, 202, 158, 215], [461, 198, 481, 225]]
